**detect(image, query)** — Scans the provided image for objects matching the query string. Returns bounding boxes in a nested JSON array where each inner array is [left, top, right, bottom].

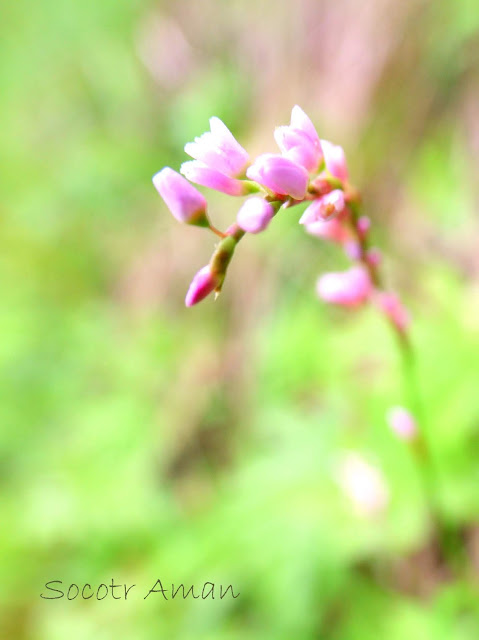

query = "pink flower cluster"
[[152, 106, 410, 332], [152, 106, 420, 490]]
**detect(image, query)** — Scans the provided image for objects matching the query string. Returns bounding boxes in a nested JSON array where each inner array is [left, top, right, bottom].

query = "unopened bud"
[[185, 266, 219, 307], [152, 167, 209, 227], [317, 266, 372, 307]]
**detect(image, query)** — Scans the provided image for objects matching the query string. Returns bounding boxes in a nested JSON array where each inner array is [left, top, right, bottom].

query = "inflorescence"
[[152, 105, 409, 336]]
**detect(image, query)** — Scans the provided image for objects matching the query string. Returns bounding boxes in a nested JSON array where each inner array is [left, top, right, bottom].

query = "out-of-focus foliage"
[[1, 0, 479, 638]]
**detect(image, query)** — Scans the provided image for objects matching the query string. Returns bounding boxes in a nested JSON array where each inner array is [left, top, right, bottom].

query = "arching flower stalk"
[[152, 106, 438, 525]]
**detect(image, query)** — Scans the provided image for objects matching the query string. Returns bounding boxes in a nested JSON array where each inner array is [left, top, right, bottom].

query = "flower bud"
[[304, 214, 349, 244], [185, 265, 219, 307], [184, 116, 249, 177], [320, 139, 349, 182], [386, 406, 417, 441], [343, 240, 362, 261], [375, 292, 410, 332], [152, 167, 209, 226], [181, 161, 252, 196], [236, 197, 275, 234], [317, 266, 372, 307], [299, 190, 345, 224], [246, 154, 309, 200], [357, 216, 371, 239], [366, 247, 382, 267]]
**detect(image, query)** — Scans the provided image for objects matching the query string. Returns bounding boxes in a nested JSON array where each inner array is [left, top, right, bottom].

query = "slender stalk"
[[346, 192, 468, 574]]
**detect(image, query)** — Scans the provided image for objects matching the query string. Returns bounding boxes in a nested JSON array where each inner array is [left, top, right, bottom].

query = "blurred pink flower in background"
[[386, 406, 417, 441], [317, 266, 372, 307], [304, 213, 350, 244], [366, 247, 382, 268], [357, 216, 371, 239], [376, 292, 410, 331], [136, 14, 195, 89], [338, 453, 389, 516], [343, 240, 362, 261], [321, 139, 349, 181]]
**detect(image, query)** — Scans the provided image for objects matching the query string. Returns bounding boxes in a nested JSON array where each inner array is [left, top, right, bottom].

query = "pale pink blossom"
[[386, 406, 417, 441], [357, 216, 371, 239], [338, 453, 389, 516], [304, 213, 350, 244], [317, 266, 372, 307], [236, 197, 274, 234], [185, 265, 218, 307], [321, 139, 349, 182], [343, 240, 362, 261], [152, 167, 208, 226], [275, 128, 320, 173], [246, 153, 309, 200], [375, 292, 410, 332], [274, 106, 322, 172], [181, 160, 250, 196], [299, 190, 345, 224], [290, 105, 321, 149], [184, 117, 249, 177]]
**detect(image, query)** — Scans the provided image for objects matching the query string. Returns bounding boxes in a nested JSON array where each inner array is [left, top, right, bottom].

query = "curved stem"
[[347, 195, 468, 574]]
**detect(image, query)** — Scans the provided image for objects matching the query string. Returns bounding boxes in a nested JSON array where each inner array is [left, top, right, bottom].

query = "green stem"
[[348, 194, 467, 574]]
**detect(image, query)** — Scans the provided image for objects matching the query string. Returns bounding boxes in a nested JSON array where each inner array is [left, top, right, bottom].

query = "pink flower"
[[386, 406, 417, 441], [246, 154, 309, 200], [290, 105, 321, 149], [185, 265, 219, 307], [152, 167, 208, 226], [274, 132, 319, 174], [299, 190, 345, 224], [304, 213, 349, 244], [274, 106, 322, 173], [343, 240, 362, 261], [320, 139, 349, 182], [357, 216, 371, 239], [375, 292, 410, 332], [184, 116, 249, 178], [317, 266, 372, 307], [366, 248, 382, 267], [236, 197, 274, 234], [180, 160, 250, 196], [338, 453, 389, 516]]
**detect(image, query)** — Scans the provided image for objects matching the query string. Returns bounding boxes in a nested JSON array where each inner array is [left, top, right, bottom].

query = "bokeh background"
[[2, 0, 479, 637]]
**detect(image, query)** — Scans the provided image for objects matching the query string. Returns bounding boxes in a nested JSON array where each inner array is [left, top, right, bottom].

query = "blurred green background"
[[2, 0, 479, 638]]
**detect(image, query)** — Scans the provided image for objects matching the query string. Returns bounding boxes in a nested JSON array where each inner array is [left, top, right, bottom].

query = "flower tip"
[[291, 104, 306, 121], [185, 265, 217, 307], [152, 167, 208, 226], [151, 166, 171, 190]]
